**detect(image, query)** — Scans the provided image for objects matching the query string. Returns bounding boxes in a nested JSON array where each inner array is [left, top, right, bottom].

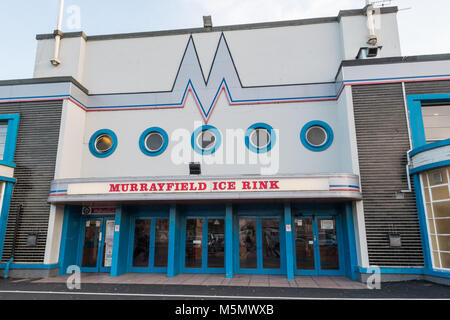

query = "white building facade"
[[0, 5, 449, 284]]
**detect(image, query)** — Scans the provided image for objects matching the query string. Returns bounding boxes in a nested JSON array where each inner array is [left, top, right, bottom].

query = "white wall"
[[32, 10, 401, 92], [80, 96, 353, 178], [54, 99, 87, 179]]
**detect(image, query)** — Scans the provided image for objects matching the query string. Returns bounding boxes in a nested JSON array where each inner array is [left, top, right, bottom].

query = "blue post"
[[344, 202, 358, 280], [58, 205, 81, 275], [413, 174, 433, 270], [225, 203, 233, 278], [284, 202, 294, 279], [167, 204, 178, 277], [111, 205, 129, 276]]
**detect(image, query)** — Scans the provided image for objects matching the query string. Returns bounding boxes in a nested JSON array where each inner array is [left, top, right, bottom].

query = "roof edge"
[[0, 76, 89, 95], [36, 6, 398, 41]]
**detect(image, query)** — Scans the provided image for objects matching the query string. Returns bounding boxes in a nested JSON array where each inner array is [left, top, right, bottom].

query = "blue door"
[[128, 217, 169, 273], [236, 217, 284, 274], [78, 217, 115, 273], [293, 215, 344, 275], [182, 217, 225, 273]]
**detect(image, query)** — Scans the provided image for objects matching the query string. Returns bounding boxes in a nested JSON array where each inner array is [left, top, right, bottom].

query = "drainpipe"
[[50, 0, 64, 66], [366, 1, 378, 46], [4, 204, 22, 279]]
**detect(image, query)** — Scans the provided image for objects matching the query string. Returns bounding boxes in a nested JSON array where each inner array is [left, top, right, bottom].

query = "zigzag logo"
[[79, 33, 340, 123]]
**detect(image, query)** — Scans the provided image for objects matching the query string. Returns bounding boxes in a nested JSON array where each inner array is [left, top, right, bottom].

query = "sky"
[[0, 0, 449, 80]]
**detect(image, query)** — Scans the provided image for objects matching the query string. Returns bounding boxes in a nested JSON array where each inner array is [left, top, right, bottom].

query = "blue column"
[[58, 205, 82, 275], [167, 204, 179, 277], [284, 202, 294, 279], [344, 202, 358, 280], [413, 174, 433, 270], [225, 203, 233, 278], [0, 182, 14, 260], [111, 205, 130, 276]]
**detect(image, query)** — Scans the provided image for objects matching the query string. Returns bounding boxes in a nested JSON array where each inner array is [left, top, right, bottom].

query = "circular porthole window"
[[245, 123, 276, 153], [89, 129, 118, 158], [300, 121, 333, 151], [139, 127, 168, 156], [191, 125, 221, 155]]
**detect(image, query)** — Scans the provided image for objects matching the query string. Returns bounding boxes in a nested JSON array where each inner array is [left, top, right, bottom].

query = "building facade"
[[0, 5, 449, 284]]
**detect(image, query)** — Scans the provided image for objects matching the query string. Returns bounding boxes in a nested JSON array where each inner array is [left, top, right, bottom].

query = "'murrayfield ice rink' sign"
[[67, 178, 331, 195]]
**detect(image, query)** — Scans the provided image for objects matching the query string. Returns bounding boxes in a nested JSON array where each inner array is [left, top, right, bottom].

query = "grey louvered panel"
[[405, 80, 450, 95], [352, 83, 424, 267], [0, 100, 63, 263]]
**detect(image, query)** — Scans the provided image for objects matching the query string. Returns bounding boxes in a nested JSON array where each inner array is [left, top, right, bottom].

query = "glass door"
[[237, 217, 282, 274], [130, 218, 170, 272], [183, 217, 225, 272], [294, 215, 342, 275], [79, 217, 115, 272]]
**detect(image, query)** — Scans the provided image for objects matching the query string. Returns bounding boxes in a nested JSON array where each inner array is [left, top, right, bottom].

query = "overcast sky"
[[0, 0, 449, 80]]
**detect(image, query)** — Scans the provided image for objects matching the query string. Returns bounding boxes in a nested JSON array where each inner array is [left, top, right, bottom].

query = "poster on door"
[[320, 220, 334, 230], [103, 220, 115, 267]]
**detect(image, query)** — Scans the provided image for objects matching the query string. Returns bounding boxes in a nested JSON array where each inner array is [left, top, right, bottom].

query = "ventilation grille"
[[352, 83, 424, 267], [1, 100, 63, 263]]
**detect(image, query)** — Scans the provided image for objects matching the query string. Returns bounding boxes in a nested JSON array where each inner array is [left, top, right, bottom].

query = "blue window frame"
[[139, 127, 169, 156], [300, 120, 333, 152], [0, 114, 20, 168], [191, 125, 221, 155], [88, 129, 118, 158], [245, 122, 276, 153], [406, 93, 450, 148]]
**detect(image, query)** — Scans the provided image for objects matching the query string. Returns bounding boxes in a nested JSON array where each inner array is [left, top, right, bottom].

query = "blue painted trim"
[[0, 160, 16, 168], [413, 174, 433, 270], [191, 125, 222, 155], [167, 204, 178, 277], [225, 203, 233, 278], [424, 269, 450, 279], [0, 263, 59, 270], [410, 159, 450, 175], [138, 127, 169, 157], [344, 203, 358, 280], [409, 138, 450, 157], [284, 202, 294, 280], [0, 182, 13, 261], [111, 205, 129, 276], [358, 267, 425, 274], [0, 176, 16, 183], [358, 267, 449, 278], [0, 114, 20, 164], [406, 93, 450, 148], [245, 123, 276, 153], [300, 120, 334, 152], [88, 129, 118, 158]]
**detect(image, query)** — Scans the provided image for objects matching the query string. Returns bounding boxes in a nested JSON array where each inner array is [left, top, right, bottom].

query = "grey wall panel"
[[405, 80, 450, 95], [352, 83, 424, 267], [0, 100, 62, 263]]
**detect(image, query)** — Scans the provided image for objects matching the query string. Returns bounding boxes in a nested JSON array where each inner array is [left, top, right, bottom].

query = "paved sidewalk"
[[33, 273, 367, 289]]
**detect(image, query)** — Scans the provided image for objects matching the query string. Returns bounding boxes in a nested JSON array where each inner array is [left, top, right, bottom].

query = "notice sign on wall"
[[67, 177, 330, 196]]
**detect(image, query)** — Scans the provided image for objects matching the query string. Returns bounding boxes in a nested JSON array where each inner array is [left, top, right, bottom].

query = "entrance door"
[[129, 218, 170, 272], [79, 217, 115, 272], [237, 217, 282, 274], [294, 215, 342, 275], [183, 218, 225, 272]]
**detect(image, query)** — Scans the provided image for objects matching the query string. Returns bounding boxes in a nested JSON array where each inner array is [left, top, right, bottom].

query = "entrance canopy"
[[48, 174, 361, 203]]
